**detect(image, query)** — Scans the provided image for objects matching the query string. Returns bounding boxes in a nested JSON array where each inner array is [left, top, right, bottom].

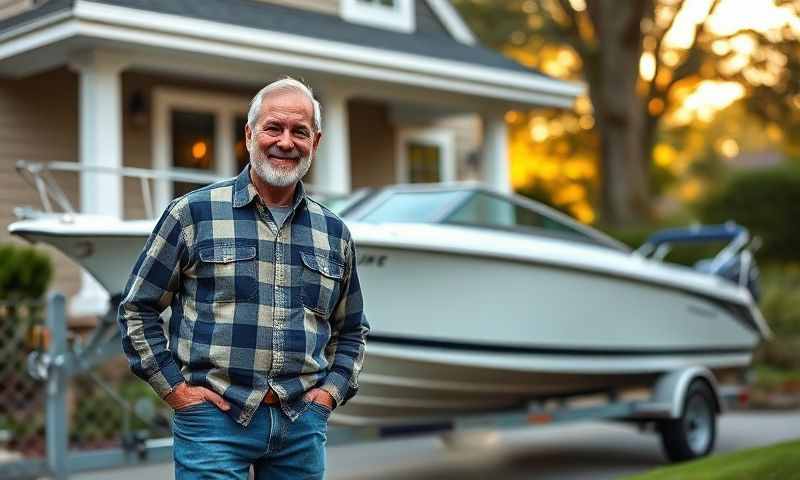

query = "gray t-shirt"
[[267, 205, 292, 228]]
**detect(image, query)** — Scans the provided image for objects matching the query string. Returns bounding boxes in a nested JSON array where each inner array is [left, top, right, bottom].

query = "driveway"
[[72, 411, 800, 480]]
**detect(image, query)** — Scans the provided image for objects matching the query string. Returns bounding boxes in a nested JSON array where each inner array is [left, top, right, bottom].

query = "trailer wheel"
[[659, 380, 717, 462]]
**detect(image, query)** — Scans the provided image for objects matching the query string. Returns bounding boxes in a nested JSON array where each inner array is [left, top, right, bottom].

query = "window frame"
[[152, 87, 250, 210], [395, 127, 456, 184], [340, 0, 415, 33]]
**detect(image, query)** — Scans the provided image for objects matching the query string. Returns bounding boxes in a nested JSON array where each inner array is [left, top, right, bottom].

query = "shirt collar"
[[232, 164, 307, 211]]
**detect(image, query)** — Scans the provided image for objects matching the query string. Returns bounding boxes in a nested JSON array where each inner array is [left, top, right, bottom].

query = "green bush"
[[759, 263, 800, 337], [0, 243, 52, 301], [696, 166, 800, 262]]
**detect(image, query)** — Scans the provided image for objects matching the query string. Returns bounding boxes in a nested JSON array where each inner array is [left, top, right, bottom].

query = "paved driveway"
[[72, 411, 800, 480]]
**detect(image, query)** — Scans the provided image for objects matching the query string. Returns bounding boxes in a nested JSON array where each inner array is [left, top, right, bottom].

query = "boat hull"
[[330, 244, 759, 425], [334, 342, 747, 426]]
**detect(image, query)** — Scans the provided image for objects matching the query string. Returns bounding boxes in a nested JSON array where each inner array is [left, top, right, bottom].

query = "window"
[[396, 127, 456, 184], [407, 143, 441, 183], [152, 88, 250, 209], [340, 0, 414, 33], [234, 115, 249, 172], [171, 110, 216, 197]]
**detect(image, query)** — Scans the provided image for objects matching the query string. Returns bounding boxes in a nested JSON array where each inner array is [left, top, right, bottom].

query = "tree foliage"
[[453, 0, 800, 225]]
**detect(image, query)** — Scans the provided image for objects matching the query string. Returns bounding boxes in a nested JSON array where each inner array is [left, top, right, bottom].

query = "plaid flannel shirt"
[[117, 166, 369, 426]]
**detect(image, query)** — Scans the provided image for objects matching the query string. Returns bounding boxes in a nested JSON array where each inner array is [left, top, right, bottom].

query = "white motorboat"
[[9, 162, 769, 427]]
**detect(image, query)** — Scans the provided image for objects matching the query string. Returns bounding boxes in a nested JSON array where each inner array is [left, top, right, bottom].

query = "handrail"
[[634, 223, 756, 290], [15, 160, 341, 219]]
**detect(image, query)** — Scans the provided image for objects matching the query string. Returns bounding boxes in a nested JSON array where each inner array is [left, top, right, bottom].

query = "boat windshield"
[[358, 190, 471, 223], [345, 188, 617, 246], [443, 191, 594, 242], [319, 195, 357, 216]]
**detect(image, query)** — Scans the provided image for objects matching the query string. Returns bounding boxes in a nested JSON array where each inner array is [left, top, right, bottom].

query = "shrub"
[[759, 263, 800, 337], [0, 243, 52, 301], [696, 166, 800, 262]]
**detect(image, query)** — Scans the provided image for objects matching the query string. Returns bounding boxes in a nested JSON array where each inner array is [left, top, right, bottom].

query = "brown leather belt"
[[262, 389, 280, 405]]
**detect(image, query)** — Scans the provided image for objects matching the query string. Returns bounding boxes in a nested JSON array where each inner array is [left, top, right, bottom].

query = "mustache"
[[267, 145, 301, 159]]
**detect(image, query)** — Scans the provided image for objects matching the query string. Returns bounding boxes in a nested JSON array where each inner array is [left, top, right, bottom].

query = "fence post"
[[46, 293, 68, 480]]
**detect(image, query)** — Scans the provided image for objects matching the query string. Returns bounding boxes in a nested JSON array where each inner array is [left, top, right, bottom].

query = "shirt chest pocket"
[[300, 251, 344, 318], [196, 245, 258, 303]]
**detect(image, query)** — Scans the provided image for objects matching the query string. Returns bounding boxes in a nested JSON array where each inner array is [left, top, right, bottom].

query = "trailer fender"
[[652, 367, 722, 419]]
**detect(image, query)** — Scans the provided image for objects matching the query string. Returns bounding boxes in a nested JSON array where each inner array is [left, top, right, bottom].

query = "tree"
[[454, 0, 799, 226]]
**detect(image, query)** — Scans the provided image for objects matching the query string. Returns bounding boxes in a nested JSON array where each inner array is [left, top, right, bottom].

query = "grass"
[[625, 439, 800, 480]]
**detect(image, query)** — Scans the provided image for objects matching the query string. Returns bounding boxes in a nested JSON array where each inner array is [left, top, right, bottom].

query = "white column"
[[481, 111, 511, 194], [69, 51, 127, 317], [312, 89, 350, 195]]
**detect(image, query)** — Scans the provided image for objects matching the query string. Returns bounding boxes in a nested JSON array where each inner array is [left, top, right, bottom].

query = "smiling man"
[[117, 77, 369, 479]]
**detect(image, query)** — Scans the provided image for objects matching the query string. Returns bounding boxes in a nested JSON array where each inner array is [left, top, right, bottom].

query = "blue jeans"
[[172, 400, 329, 479]]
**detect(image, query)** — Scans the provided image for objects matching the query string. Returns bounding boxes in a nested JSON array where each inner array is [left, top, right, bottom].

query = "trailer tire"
[[659, 380, 717, 462]]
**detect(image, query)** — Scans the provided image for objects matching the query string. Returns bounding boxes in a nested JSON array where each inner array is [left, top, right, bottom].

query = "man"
[[118, 77, 369, 479]]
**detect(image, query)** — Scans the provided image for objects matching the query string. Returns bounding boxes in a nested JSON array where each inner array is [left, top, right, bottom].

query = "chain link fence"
[[0, 297, 174, 479], [68, 355, 173, 451], [0, 301, 47, 466]]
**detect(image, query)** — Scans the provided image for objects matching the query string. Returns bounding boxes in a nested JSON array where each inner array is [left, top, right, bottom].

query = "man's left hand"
[[305, 388, 335, 410]]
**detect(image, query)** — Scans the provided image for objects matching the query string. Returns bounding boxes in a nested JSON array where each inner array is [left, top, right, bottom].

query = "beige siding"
[[0, 67, 82, 298], [348, 99, 396, 188], [255, 0, 338, 16]]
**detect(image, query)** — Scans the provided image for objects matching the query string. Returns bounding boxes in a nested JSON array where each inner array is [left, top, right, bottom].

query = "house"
[[0, 0, 581, 315]]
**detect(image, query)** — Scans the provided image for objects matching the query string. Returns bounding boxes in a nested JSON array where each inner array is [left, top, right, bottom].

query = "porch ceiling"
[[0, 0, 583, 109]]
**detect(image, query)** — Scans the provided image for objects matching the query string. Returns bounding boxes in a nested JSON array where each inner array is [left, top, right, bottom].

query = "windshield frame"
[[334, 183, 630, 253]]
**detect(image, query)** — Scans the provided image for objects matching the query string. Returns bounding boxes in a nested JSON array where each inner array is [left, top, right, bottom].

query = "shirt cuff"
[[146, 361, 185, 399], [319, 371, 351, 408]]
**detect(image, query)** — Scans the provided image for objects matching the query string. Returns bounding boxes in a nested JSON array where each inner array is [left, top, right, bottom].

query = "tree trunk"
[[586, 1, 652, 226], [642, 111, 660, 190]]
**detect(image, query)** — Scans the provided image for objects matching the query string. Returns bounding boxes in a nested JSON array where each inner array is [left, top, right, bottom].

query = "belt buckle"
[[263, 389, 279, 405]]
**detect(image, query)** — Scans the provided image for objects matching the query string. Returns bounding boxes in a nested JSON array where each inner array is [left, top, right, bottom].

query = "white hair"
[[247, 77, 322, 132]]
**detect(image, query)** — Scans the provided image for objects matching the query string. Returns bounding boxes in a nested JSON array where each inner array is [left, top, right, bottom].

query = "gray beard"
[[250, 148, 312, 188]]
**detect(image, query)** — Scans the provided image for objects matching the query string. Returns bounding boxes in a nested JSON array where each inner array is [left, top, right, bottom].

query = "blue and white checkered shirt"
[[118, 166, 369, 426]]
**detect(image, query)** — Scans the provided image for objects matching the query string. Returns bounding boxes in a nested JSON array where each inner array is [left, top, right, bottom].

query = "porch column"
[[69, 51, 127, 316], [481, 111, 511, 193], [312, 88, 351, 195]]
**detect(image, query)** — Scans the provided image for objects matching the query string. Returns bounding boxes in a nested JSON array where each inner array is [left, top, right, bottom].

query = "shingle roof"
[[0, 0, 73, 32], [0, 0, 546, 77]]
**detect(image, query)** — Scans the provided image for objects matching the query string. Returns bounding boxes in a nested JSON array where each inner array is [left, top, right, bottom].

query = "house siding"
[[349, 99, 396, 188], [0, 67, 82, 297]]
